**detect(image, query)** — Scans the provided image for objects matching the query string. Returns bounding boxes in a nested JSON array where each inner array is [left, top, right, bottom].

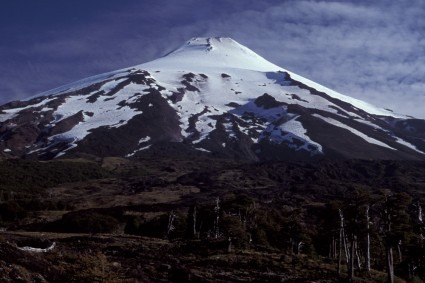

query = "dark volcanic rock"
[[254, 93, 286, 109], [50, 111, 85, 136]]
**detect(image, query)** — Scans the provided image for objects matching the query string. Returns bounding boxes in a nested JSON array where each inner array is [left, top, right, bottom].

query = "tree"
[[214, 197, 220, 239], [167, 210, 176, 238], [187, 205, 199, 238], [318, 201, 341, 260], [379, 192, 412, 283], [340, 188, 371, 281], [365, 205, 371, 272], [280, 208, 311, 255]]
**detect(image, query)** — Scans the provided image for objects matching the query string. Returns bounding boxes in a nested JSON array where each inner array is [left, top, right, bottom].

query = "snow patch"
[[49, 86, 143, 148], [100, 78, 127, 93], [138, 136, 151, 144], [393, 136, 425, 154], [223, 122, 237, 139], [0, 97, 57, 122], [126, 145, 151, 157], [17, 242, 56, 253], [195, 147, 211, 153], [313, 114, 396, 150], [261, 116, 322, 154]]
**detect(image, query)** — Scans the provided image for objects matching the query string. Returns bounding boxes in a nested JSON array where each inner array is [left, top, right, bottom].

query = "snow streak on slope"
[[393, 137, 425, 154], [313, 114, 395, 150], [353, 117, 425, 154]]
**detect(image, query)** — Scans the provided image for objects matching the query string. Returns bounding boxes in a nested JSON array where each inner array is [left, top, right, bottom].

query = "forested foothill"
[[1, 157, 425, 282]]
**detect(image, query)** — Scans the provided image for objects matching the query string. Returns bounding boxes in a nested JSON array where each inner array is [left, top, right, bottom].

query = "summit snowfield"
[[1, 37, 424, 161]]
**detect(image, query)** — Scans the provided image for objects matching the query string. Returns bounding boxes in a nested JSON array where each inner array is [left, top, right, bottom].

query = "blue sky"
[[1, 0, 424, 118]]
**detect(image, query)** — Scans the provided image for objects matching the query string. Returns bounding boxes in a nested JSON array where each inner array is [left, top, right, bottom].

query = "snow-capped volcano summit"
[[0, 37, 424, 160], [145, 37, 282, 71]]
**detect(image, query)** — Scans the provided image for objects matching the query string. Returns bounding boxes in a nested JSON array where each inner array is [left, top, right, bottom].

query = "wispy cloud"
[[207, 0, 425, 118]]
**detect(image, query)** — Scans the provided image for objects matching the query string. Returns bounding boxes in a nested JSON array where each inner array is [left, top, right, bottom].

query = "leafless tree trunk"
[[349, 234, 356, 281], [339, 209, 349, 265], [330, 236, 337, 259], [248, 232, 252, 245], [419, 204, 424, 248], [167, 210, 176, 238], [296, 241, 303, 255], [343, 228, 349, 266], [331, 237, 335, 258], [366, 205, 371, 272], [385, 206, 394, 283], [214, 197, 220, 239], [338, 224, 343, 275], [227, 237, 232, 253], [329, 240, 332, 259], [333, 237, 338, 259], [397, 241, 402, 263], [356, 246, 362, 270], [387, 246, 394, 283], [193, 206, 198, 238]]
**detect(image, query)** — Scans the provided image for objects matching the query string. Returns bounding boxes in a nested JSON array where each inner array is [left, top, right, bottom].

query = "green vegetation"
[[47, 211, 120, 234], [0, 159, 111, 193]]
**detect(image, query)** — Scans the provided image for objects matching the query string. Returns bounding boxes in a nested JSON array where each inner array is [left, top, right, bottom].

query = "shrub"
[[124, 216, 143, 235], [0, 201, 27, 222], [49, 212, 119, 234]]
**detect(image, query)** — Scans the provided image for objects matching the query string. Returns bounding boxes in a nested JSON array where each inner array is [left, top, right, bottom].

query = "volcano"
[[1, 37, 424, 161]]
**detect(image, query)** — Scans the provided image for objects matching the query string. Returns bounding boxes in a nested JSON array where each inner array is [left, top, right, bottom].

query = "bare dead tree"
[[338, 209, 350, 275], [214, 197, 221, 239], [419, 204, 424, 248], [333, 237, 337, 259], [349, 234, 356, 281], [192, 206, 198, 238], [355, 244, 362, 270], [338, 215, 343, 275], [296, 241, 304, 255], [385, 205, 395, 283], [167, 210, 176, 238], [365, 205, 371, 271], [397, 240, 402, 263], [339, 209, 349, 265]]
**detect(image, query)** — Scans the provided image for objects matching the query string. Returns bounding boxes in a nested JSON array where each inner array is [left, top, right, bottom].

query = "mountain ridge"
[[0, 37, 424, 161]]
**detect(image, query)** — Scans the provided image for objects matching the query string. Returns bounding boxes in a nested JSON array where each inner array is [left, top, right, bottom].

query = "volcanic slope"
[[0, 37, 424, 160]]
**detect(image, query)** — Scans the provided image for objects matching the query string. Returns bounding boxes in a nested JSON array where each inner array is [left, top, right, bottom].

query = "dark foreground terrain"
[[1, 156, 425, 282]]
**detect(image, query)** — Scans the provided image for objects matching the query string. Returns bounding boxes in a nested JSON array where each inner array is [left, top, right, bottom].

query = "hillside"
[[1, 157, 425, 282]]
